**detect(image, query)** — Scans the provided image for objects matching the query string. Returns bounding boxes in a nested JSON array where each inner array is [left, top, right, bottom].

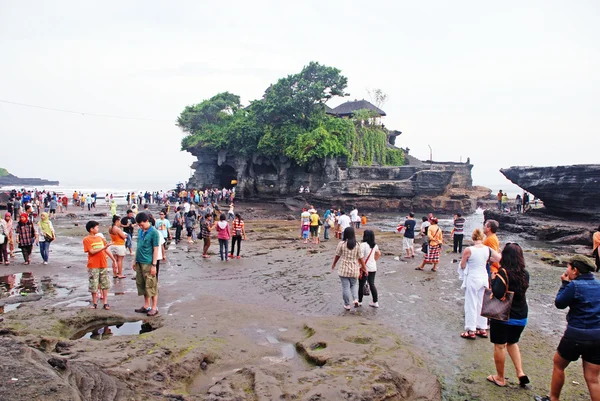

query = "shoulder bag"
[[480, 268, 514, 321], [362, 246, 375, 296]]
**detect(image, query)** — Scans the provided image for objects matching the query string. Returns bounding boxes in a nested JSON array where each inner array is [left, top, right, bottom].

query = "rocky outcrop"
[[500, 165, 600, 216], [483, 209, 595, 246], [188, 147, 486, 213], [0, 174, 59, 187]]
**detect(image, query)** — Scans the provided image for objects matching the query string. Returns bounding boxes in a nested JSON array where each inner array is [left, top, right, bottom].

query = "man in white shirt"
[[183, 200, 191, 214], [350, 207, 360, 228], [337, 211, 351, 239]]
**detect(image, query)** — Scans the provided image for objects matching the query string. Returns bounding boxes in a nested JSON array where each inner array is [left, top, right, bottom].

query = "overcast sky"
[[1, 1, 598, 191]]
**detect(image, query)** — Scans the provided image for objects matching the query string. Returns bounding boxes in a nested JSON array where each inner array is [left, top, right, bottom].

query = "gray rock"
[[501, 164, 600, 216]]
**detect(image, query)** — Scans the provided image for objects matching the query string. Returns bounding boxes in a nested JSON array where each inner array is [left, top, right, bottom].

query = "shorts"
[[557, 336, 600, 365], [49, 209, 56, 214], [111, 245, 126, 257], [489, 319, 525, 344], [135, 263, 158, 297], [403, 237, 414, 250], [88, 268, 111, 292], [310, 226, 318, 236], [302, 230, 309, 239]]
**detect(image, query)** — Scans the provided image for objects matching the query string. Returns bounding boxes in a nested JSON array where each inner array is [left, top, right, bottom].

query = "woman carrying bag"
[[331, 227, 367, 310], [486, 243, 530, 388], [358, 230, 381, 308]]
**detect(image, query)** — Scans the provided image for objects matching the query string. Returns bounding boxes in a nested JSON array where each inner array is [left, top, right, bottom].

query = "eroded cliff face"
[[188, 147, 482, 213], [501, 164, 600, 216]]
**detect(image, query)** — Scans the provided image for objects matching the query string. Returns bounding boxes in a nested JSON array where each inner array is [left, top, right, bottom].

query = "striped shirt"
[[232, 219, 244, 236], [453, 217, 465, 235], [335, 241, 364, 278]]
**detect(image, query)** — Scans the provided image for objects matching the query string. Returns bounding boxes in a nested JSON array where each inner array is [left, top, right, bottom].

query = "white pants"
[[464, 275, 488, 331]]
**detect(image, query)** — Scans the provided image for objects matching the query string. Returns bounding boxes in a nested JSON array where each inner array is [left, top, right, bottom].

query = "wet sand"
[[0, 202, 594, 400]]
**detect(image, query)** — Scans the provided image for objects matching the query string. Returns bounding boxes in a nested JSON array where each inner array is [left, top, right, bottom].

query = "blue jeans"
[[339, 276, 358, 306], [218, 239, 229, 260], [125, 233, 132, 250], [324, 225, 330, 240], [39, 241, 50, 262]]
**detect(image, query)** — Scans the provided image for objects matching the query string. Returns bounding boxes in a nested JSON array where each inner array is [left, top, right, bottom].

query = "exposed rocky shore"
[[483, 209, 595, 248]]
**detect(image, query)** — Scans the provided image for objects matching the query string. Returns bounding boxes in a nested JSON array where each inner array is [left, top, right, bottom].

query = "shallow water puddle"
[[0, 272, 71, 299], [71, 321, 154, 340]]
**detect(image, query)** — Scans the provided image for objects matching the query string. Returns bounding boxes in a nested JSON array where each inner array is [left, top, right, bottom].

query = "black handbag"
[[481, 268, 514, 321]]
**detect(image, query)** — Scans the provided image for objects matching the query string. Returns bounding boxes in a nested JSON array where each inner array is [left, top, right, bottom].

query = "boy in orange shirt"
[[83, 220, 116, 309]]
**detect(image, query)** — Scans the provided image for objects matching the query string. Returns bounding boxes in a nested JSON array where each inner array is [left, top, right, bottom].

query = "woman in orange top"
[[109, 215, 128, 278], [593, 226, 600, 272], [417, 217, 443, 272]]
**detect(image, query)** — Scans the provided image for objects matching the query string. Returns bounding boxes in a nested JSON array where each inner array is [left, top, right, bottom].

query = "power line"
[[0, 99, 173, 122]]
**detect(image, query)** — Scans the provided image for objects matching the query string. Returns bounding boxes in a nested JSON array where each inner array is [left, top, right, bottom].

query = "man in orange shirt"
[[483, 219, 500, 275], [83, 221, 116, 309]]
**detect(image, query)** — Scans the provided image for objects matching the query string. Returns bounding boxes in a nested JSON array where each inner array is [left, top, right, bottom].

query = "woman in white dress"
[[459, 228, 501, 339]]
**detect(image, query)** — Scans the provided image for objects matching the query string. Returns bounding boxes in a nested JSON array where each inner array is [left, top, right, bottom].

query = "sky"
[[1, 1, 598, 191]]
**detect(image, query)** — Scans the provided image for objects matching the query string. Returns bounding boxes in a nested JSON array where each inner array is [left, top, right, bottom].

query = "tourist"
[[534, 255, 600, 401], [148, 215, 165, 280], [121, 210, 136, 255], [4, 212, 15, 260], [323, 209, 332, 240], [483, 220, 501, 275], [459, 228, 501, 339], [83, 220, 116, 309], [227, 203, 235, 220], [402, 212, 416, 258], [309, 208, 320, 244], [108, 215, 127, 279], [502, 192, 509, 211], [487, 243, 530, 388], [172, 206, 184, 243], [105, 193, 110, 209], [155, 211, 171, 259], [202, 213, 213, 258], [332, 227, 367, 310], [110, 199, 117, 217], [0, 214, 9, 265], [497, 190, 503, 210], [299, 207, 310, 244], [361, 214, 367, 227], [49, 197, 58, 219], [416, 217, 443, 272], [132, 212, 160, 316], [358, 229, 381, 307], [523, 192, 530, 213], [16, 213, 36, 265], [350, 206, 360, 229], [86, 194, 93, 211], [337, 211, 351, 240], [420, 216, 430, 237], [37, 212, 55, 265], [593, 225, 600, 272], [515, 194, 522, 213], [61, 194, 68, 213], [185, 205, 197, 244], [215, 214, 231, 261], [229, 213, 246, 259], [453, 213, 466, 253]]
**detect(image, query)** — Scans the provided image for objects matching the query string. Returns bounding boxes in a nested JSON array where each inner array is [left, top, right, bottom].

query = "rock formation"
[[187, 147, 489, 213], [0, 173, 59, 187], [501, 164, 600, 216]]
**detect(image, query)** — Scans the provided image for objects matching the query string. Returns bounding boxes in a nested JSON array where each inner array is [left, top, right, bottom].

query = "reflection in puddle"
[[71, 321, 154, 340], [0, 272, 71, 300]]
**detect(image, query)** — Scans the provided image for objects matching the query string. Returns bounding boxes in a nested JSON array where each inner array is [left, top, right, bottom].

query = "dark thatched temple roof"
[[327, 99, 386, 117]]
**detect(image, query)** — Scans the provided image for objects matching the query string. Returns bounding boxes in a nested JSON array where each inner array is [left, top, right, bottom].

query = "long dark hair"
[[362, 229, 376, 249], [500, 243, 529, 291], [343, 227, 357, 250]]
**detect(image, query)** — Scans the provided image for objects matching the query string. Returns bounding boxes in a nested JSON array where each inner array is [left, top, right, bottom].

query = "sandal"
[[89, 303, 97, 309], [415, 267, 424, 271], [146, 309, 159, 317], [486, 375, 505, 387], [135, 306, 150, 313], [103, 304, 111, 310], [518, 375, 530, 387], [476, 329, 488, 338], [431, 268, 438, 272], [117, 275, 127, 279], [460, 331, 476, 340]]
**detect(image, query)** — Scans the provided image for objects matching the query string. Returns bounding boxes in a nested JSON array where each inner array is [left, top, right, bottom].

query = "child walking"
[[83, 220, 116, 309]]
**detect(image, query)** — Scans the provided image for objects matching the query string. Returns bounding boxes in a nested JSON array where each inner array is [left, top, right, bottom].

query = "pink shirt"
[[216, 221, 231, 240]]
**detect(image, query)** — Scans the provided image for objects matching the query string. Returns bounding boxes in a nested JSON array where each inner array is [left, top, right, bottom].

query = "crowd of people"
[[1, 187, 599, 399]]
